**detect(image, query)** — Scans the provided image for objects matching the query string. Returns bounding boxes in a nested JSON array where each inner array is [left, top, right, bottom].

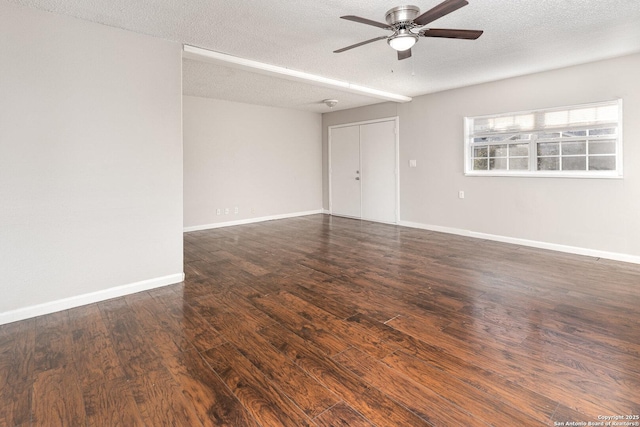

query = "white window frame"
[[464, 99, 623, 178]]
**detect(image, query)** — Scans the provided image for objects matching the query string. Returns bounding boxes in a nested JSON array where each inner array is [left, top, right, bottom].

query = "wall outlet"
[[409, 159, 417, 168], [234, 207, 239, 214], [458, 191, 465, 199], [224, 208, 230, 215], [216, 208, 221, 215]]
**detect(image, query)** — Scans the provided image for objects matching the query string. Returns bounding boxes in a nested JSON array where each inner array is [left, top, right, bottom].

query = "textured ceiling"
[[8, 0, 640, 112]]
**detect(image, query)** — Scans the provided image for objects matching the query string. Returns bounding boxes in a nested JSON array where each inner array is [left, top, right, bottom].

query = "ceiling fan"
[[334, 0, 483, 60]]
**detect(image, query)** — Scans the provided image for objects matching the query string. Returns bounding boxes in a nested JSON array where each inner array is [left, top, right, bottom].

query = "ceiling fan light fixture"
[[388, 30, 418, 51]]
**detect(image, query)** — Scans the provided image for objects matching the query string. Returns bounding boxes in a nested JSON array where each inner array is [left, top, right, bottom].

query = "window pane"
[[538, 157, 559, 170], [589, 128, 615, 136], [510, 158, 529, 170], [538, 142, 559, 156], [515, 114, 535, 130], [493, 116, 516, 131], [589, 156, 615, 170], [509, 143, 529, 157], [544, 111, 569, 127], [490, 158, 507, 170], [538, 132, 560, 139], [473, 118, 491, 132], [473, 146, 488, 157], [545, 105, 618, 127], [488, 136, 508, 142], [562, 141, 586, 155], [562, 157, 586, 170], [490, 145, 508, 157], [589, 141, 616, 155], [562, 130, 587, 137], [473, 159, 488, 170]]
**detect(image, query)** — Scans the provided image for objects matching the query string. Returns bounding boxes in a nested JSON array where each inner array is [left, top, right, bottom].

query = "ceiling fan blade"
[[414, 0, 468, 26], [334, 35, 388, 53], [340, 15, 391, 29], [398, 49, 412, 60], [420, 28, 483, 39]]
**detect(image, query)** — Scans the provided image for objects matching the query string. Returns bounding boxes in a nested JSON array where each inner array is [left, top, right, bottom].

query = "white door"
[[361, 120, 397, 223], [330, 125, 361, 218], [329, 118, 398, 224]]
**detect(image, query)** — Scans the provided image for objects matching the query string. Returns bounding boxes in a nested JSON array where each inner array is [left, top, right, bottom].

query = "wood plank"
[[345, 312, 560, 424], [213, 250, 271, 277], [313, 402, 374, 427], [0, 319, 35, 427], [259, 323, 432, 427], [286, 270, 400, 322], [99, 297, 206, 424], [191, 293, 275, 332], [129, 366, 203, 427], [33, 310, 73, 372], [270, 290, 399, 359], [202, 343, 316, 427], [197, 305, 340, 417], [386, 313, 628, 416], [98, 297, 165, 379], [68, 304, 124, 386], [440, 314, 640, 415], [32, 367, 86, 427], [151, 289, 227, 353], [333, 347, 493, 426], [283, 278, 358, 319], [122, 292, 262, 426], [551, 403, 602, 426], [125, 291, 192, 354], [249, 293, 350, 357], [380, 349, 549, 426], [161, 349, 261, 427], [82, 377, 144, 427]]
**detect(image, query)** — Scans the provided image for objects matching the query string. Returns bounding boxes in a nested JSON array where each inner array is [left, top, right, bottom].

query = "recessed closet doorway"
[[329, 117, 399, 224]]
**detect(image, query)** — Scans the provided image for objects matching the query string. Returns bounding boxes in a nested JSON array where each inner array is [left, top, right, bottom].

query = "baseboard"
[[322, 209, 330, 214], [0, 272, 185, 326], [184, 209, 324, 232], [399, 220, 640, 265]]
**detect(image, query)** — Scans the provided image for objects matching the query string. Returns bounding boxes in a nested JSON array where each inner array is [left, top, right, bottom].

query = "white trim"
[[0, 273, 185, 326], [183, 210, 323, 232], [329, 116, 400, 129], [183, 45, 412, 104], [322, 209, 330, 214], [399, 220, 640, 265], [394, 117, 401, 223], [464, 171, 624, 179]]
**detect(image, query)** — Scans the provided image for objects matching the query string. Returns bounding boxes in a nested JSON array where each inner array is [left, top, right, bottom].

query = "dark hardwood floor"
[[1, 214, 640, 426]]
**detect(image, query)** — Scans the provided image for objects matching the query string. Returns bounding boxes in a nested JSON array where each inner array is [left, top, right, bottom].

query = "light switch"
[[409, 159, 417, 168]]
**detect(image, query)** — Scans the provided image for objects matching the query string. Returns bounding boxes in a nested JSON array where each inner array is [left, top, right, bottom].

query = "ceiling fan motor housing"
[[335, 0, 483, 60], [385, 5, 421, 26]]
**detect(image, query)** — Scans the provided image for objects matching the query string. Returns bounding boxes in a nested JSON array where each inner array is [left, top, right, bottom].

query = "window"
[[464, 100, 622, 178]]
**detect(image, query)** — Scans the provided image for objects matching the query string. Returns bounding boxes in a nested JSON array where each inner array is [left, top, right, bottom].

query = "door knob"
[[355, 177, 360, 180]]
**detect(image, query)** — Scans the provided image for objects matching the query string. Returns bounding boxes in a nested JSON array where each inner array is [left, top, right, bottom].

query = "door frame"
[[328, 116, 400, 224]]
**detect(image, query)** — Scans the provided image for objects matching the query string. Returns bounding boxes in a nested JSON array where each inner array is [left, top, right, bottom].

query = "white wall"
[[0, 3, 184, 323], [323, 53, 640, 262], [183, 96, 322, 229]]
